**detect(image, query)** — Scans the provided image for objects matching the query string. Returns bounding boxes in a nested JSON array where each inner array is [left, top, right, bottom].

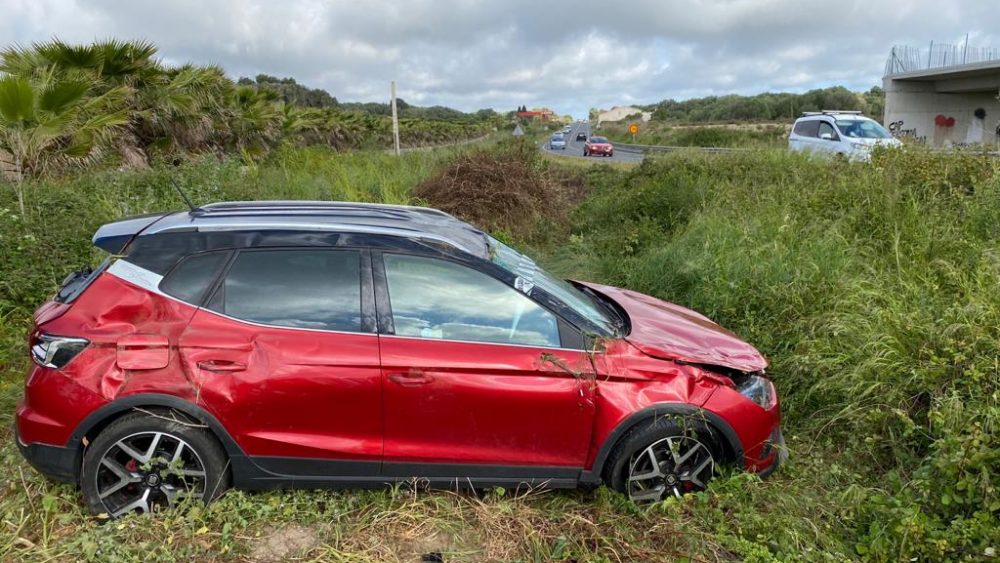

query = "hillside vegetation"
[[1, 140, 999, 561]]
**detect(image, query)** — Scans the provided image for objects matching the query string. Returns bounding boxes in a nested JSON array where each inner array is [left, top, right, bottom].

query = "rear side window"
[[209, 249, 362, 332], [793, 120, 820, 137], [160, 252, 229, 305]]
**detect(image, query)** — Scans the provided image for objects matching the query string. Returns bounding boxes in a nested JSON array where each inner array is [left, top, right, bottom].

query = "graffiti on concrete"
[[933, 114, 957, 146], [888, 120, 920, 139], [965, 107, 986, 144]]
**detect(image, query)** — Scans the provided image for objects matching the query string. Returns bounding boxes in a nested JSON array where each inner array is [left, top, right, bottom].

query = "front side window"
[[818, 121, 838, 140], [210, 249, 362, 332], [383, 254, 560, 347]]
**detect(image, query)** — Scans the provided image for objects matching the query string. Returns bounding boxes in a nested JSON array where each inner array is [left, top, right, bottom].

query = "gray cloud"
[[2, 0, 998, 117]]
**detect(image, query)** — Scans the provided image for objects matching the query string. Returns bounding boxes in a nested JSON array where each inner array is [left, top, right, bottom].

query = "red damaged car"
[[583, 136, 614, 157], [16, 201, 782, 516]]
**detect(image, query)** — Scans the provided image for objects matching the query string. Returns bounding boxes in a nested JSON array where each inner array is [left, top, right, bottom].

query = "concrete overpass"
[[883, 44, 1000, 147]]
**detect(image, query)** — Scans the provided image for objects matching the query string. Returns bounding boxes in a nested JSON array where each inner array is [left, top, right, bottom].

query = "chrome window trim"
[[377, 332, 590, 353]]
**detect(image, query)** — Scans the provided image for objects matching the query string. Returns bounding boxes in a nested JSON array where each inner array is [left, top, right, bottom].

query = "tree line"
[[645, 86, 886, 123], [0, 39, 499, 208]]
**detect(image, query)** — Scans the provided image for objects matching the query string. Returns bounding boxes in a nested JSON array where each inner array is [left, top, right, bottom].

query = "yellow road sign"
[[628, 123, 639, 135]]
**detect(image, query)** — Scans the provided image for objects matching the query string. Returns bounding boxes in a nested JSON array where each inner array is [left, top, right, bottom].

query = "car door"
[[791, 119, 820, 152], [817, 121, 841, 155], [374, 252, 598, 480], [177, 247, 382, 475]]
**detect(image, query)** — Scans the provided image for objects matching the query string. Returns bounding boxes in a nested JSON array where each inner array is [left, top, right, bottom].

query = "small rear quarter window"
[[159, 252, 229, 305]]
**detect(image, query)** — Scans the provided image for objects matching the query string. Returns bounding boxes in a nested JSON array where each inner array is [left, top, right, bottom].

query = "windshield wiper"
[[577, 284, 627, 336]]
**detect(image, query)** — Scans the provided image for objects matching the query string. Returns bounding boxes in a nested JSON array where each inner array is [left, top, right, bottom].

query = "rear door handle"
[[197, 360, 246, 373], [387, 370, 432, 386]]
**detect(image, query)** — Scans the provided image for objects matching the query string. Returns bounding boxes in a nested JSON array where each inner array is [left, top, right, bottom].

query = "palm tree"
[[0, 67, 127, 213]]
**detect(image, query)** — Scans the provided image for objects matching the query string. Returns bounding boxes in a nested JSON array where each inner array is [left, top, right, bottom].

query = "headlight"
[[30, 333, 89, 369], [736, 374, 776, 409]]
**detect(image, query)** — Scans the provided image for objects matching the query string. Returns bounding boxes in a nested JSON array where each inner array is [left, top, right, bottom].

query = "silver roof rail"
[[800, 110, 864, 116]]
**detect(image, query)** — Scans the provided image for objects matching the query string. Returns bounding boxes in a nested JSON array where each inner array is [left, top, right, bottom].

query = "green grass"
[[1, 143, 999, 561]]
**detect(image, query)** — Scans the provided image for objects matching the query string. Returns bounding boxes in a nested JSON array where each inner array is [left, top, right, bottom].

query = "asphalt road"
[[538, 122, 645, 163]]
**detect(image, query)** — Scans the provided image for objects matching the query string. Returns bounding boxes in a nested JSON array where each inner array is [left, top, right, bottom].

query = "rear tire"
[[81, 410, 231, 517], [603, 416, 722, 502]]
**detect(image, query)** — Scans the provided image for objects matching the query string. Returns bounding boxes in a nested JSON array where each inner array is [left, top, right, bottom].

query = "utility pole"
[[390, 81, 401, 156]]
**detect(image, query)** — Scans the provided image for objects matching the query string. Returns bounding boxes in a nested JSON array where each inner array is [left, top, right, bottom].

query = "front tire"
[[603, 417, 721, 502], [81, 411, 231, 517]]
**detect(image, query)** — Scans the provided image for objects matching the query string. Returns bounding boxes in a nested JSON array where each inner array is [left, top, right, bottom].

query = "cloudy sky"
[[2, 0, 998, 117]]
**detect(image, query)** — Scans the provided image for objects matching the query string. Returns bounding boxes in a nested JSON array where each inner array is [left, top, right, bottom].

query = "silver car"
[[549, 134, 567, 150]]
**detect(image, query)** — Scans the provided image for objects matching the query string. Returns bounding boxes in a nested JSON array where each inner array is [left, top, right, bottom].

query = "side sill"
[[231, 455, 583, 491]]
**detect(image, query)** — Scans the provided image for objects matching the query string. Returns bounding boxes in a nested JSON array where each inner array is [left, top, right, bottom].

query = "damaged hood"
[[579, 282, 768, 373]]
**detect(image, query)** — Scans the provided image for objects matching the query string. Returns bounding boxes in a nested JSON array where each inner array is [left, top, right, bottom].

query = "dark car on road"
[[584, 136, 614, 157], [17, 201, 782, 516], [576, 132, 587, 142]]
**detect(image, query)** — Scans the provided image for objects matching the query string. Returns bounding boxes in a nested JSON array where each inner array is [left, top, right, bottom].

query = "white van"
[[788, 111, 901, 160]]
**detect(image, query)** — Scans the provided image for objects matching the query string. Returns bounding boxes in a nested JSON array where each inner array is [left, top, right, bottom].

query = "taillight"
[[30, 332, 89, 369]]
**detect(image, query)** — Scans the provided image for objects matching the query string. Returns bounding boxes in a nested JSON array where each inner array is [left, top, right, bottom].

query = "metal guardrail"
[[885, 43, 1000, 76], [613, 142, 752, 154]]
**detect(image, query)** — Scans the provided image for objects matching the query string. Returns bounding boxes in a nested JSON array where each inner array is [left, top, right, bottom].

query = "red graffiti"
[[934, 114, 956, 127]]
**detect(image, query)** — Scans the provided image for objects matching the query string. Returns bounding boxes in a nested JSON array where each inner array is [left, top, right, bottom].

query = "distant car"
[[788, 111, 901, 160], [549, 134, 567, 150], [584, 136, 613, 157], [563, 126, 572, 134], [576, 132, 587, 142]]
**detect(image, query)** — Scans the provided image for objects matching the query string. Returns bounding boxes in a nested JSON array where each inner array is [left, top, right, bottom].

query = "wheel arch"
[[583, 403, 744, 484], [66, 393, 246, 483]]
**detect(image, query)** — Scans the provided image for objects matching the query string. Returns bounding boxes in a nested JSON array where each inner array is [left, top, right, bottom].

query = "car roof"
[[93, 201, 491, 258]]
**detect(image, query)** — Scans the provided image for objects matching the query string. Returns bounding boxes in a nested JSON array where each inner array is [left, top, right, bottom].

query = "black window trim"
[[199, 246, 376, 335], [372, 250, 587, 350]]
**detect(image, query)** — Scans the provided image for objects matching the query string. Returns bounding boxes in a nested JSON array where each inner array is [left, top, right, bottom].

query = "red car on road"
[[584, 136, 614, 157], [16, 201, 782, 516]]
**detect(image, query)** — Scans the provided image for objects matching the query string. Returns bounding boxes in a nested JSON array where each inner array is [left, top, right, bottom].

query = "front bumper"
[[756, 427, 786, 478], [14, 423, 78, 484]]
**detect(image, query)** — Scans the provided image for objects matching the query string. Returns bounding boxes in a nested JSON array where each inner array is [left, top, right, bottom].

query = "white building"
[[597, 106, 652, 127]]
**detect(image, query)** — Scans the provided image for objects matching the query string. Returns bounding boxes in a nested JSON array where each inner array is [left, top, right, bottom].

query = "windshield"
[[551, 134, 564, 140], [589, 136, 608, 143], [486, 236, 619, 336], [835, 119, 892, 139]]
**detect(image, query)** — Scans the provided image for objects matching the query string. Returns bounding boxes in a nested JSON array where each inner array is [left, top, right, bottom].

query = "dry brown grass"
[[413, 140, 581, 236]]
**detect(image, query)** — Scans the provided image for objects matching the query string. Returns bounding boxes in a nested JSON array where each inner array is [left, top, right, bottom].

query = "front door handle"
[[387, 370, 432, 386], [197, 360, 246, 373]]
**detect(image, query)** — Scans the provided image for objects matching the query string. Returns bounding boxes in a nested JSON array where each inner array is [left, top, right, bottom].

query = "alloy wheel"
[[626, 435, 714, 502], [93, 431, 207, 517]]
